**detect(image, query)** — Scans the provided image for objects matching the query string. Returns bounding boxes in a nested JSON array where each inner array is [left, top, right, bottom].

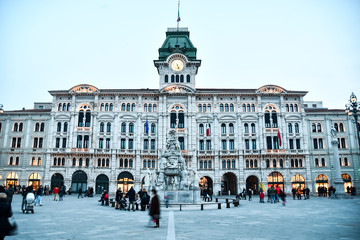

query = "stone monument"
[[145, 130, 201, 203], [330, 127, 346, 198]]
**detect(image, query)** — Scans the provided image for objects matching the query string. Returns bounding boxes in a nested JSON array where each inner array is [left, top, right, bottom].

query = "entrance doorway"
[[51, 173, 64, 190], [341, 173, 352, 193], [267, 172, 284, 190], [291, 174, 305, 190], [199, 176, 213, 194], [315, 174, 329, 193], [28, 173, 41, 190], [71, 170, 87, 193], [221, 172, 237, 195], [246, 175, 259, 194], [117, 171, 134, 193], [96, 174, 109, 194], [6, 172, 19, 189]]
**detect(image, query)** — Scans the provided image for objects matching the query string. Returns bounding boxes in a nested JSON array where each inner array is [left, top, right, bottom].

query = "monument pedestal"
[[158, 189, 201, 204]]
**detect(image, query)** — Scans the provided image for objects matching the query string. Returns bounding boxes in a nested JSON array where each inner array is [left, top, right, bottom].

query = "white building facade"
[[0, 27, 359, 195]]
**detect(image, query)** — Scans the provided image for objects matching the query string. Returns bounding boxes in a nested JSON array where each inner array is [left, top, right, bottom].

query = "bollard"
[[216, 198, 218, 202], [180, 205, 182, 211], [201, 204, 204, 210], [226, 199, 229, 203], [218, 203, 221, 209], [226, 202, 230, 208]]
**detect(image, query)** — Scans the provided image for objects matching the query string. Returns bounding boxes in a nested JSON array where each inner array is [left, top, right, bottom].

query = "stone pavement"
[[5, 194, 360, 240]]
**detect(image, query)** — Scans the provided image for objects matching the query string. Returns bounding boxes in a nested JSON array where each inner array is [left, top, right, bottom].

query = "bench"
[[160, 202, 222, 211], [215, 197, 240, 208]]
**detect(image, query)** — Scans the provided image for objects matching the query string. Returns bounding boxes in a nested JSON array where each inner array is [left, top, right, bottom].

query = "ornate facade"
[[0, 27, 359, 195]]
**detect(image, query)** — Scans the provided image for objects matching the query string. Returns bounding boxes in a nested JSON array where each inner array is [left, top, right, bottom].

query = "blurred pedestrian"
[[6, 185, 15, 204], [53, 186, 59, 201], [78, 187, 83, 199], [34, 185, 43, 206], [149, 189, 160, 228], [0, 192, 16, 239]]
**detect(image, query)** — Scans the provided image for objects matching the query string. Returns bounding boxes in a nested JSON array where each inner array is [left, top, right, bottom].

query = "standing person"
[[0, 192, 15, 239], [202, 189, 208, 202], [208, 188, 213, 202], [6, 185, 15, 205], [275, 185, 280, 203], [140, 189, 150, 211], [149, 189, 160, 228], [280, 190, 286, 206], [35, 185, 44, 206], [292, 188, 296, 200], [59, 186, 65, 201], [126, 187, 136, 211], [259, 190, 265, 203], [53, 186, 59, 201], [269, 186, 276, 204], [21, 186, 27, 212], [297, 188, 302, 200], [242, 188, 247, 200], [78, 187, 83, 199], [115, 188, 123, 209], [247, 189, 252, 201]]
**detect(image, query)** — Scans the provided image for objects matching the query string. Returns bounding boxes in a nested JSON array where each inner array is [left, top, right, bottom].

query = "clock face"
[[171, 59, 184, 71]]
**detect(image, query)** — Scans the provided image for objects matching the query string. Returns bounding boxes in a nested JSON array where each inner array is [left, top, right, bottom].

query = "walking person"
[[248, 189, 252, 201], [140, 189, 150, 211], [149, 189, 160, 228], [280, 190, 286, 206], [0, 191, 15, 239], [292, 188, 296, 200], [59, 186, 65, 201], [115, 188, 123, 209], [6, 185, 15, 205], [126, 187, 136, 211], [34, 185, 43, 206], [208, 188, 213, 202], [53, 186, 59, 201], [259, 190, 265, 203], [78, 187, 83, 199], [269, 186, 276, 204]]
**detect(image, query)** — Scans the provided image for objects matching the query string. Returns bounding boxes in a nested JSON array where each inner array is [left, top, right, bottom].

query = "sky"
[[0, 0, 359, 110]]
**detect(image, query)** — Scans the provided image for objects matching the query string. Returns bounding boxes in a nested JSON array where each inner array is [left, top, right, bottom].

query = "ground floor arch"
[[51, 173, 64, 190], [96, 174, 109, 194], [28, 172, 41, 190], [6, 172, 19, 189], [221, 172, 237, 195], [268, 171, 284, 190], [117, 171, 134, 193], [315, 174, 329, 193], [246, 175, 259, 194], [342, 173, 352, 193], [199, 176, 213, 194], [291, 174, 305, 190], [71, 170, 87, 193]]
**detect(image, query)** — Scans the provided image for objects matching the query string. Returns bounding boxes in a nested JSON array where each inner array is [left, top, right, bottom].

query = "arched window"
[[35, 123, 40, 132], [78, 110, 84, 127], [186, 74, 190, 82], [200, 160, 203, 169], [264, 112, 271, 128], [251, 104, 255, 112], [121, 103, 126, 111], [294, 104, 298, 112], [244, 123, 249, 133], [198, 104, 202, 112], [227, 160, 231, 169], [230, 104, 234, 112], [109, 103, 113, 111], [250, 159, 253, 168], [126, 103, 130, 111], [334, 123, 339, 132], [151, 123, 156, 134], [321, 158, 326, 166], [288, 123, 293, 133], [106, 159, 109, 167], [254, 159, 258, 168], [204, 160, 207, 169], [62, 104, 66, 111], [40, 122, 45, 132], [220, 104, 224, 112], [131, 103, 135, 111], [221, 123, 226, 134], [271, 111, 278, 128], [251, 123, 256, 133], [124, 159, 128, 168], [129, 123, 134, 133], [101, 158, 105, 167], [339, 123, 344, 132], [317, 123, 322, 132], [106, 122, 111, 132], [312, 123, 316, 132], [19, 123, 23, 132], [165, 75, 168, 83], [285, 104, 289, 112], [225, 104, 229, 112], [58, 103, 62, 111], [246, 160, 249, 168], [247, 104, 250, 112], [203, 104, 206, 112], [57, 122, 62, 132], [299, 159, 303, 167], [121, 123, 126, 133], [180, 75, 184, 82], [266, 159, 270, 168], [9, 157, 13, 165], [149, 104, 152, 112], [295, 159, 298, 168], [151, 160, 154, 168], [290, 104, 294, 112], [100, 122, 104, 132], [229, 123, 234, 134], [295, 123, 299, 133], [171, 75, 175, 82], [13, 123, 18, 132], [143, 160, 146, 168], [232, 159, 235, 168], [344, 157, 348, 166], [84, 111, 91, 127], [315, 158, 319, 167], [208, 160, 212, 169], [176, 75, 179, 82], [153, 104, 157, 112], [199, 124, 204, 135], [105, 103, 109, 111], [273, 159, 276, 168], [120, 159, 124, 168], [222, 160, 226, 169], [242, 104, 246, 112]]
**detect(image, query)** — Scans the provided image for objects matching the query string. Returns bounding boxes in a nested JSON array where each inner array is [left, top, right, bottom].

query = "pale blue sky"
[[1, 0, 359, 110]]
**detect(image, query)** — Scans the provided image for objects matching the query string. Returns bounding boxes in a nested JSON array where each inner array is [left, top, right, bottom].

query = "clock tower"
[[154, 27, 201, 91]]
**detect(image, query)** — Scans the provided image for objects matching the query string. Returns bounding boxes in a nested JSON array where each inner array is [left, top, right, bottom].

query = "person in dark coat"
[[149, 189, 160, 228], [140, 189, 150, 211], [6, 185, 15, 204], [78, 187, 83, 198], [115, 188, 123, 209], [0, 192, 13, 239], [126, 187, 136, 211]]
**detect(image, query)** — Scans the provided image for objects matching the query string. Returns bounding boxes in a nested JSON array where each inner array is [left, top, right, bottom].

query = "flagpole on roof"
[[177, 0, 181, 30]]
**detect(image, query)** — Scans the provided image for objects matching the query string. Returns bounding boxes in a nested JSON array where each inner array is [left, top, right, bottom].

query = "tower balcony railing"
[[265, 149, 286, 154]]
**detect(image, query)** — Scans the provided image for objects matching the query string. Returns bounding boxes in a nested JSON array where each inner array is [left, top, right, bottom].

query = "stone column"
[[330, 128, 345, 198]]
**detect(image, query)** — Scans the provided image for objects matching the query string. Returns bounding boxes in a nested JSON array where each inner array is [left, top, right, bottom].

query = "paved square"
[[6, 194, 360, 240]]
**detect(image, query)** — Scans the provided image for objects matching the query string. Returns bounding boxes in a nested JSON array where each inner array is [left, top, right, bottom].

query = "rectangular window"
[[121, 139, 126, 149], [313, 139, 318, 149], [17, 138, 21, 148], [341, 138, 346, 148], [318, 138, 323, 149], [245, 139, 249, 150], [62, 138, 66, 148], [179, 137, 184, 150], [144, 139, 149, 150], [106, 138, 110, 149], [199, 140, 204, 150], [222, 140, 227, 150], [84, 135, 89, 148], [252, 139, 256, 150], [99, 138, 104, 149], [266, 136, 272, 150], [296, 139, 301, 149], [151, 139, 155, 150], [273, 136, 279, 149], [39, 138, 43, 148], [11, 138, 16, 148], [289, 139, 294, 149], [33, 138, 38, 148], [206, 140, 211, 150], [128, 139, 134, 149], [77, 136, 82, 148], [56, 138, 60, 148], [229, 140, 234, 150]]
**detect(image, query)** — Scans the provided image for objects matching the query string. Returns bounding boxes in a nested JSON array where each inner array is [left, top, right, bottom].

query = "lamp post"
[[345, 93, 360, 149], [0, 104, 3, 114]]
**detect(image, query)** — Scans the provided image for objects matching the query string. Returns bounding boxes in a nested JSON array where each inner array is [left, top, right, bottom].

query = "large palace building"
[[0, 27, 359, 195]]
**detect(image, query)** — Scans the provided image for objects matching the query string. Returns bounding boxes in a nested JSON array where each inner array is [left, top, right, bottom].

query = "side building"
[[0, 27, 359, 195]]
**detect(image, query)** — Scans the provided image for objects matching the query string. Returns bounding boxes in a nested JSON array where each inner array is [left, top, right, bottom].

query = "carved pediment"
[[70, 84, 100, 94], [256, 85, 287, 94], [161, 84, 195, 94]]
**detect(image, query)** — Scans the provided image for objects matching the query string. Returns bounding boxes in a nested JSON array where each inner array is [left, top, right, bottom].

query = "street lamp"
[[0, 104, 3, 114], [345, 92, 360, 148]]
